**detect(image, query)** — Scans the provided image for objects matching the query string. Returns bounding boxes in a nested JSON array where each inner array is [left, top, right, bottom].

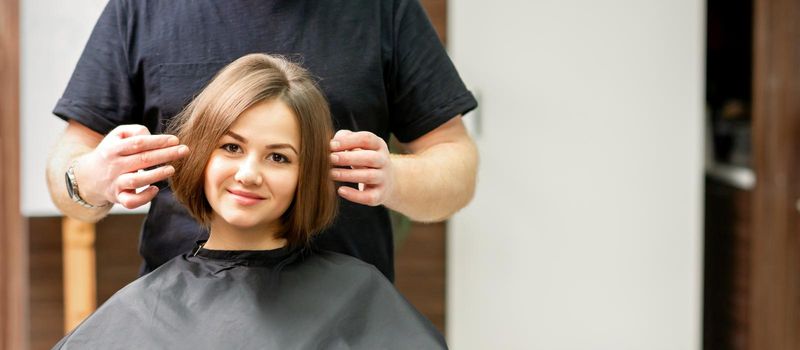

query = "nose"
[[234, 156, 263, 186]]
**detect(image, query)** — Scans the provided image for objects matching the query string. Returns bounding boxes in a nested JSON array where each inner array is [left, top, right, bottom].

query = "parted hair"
[[168, 53, 338, 248]]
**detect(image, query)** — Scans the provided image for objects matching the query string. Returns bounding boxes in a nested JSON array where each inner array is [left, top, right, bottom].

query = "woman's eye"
[[269, 153, 289, 163], [221, 143, 241, 153]]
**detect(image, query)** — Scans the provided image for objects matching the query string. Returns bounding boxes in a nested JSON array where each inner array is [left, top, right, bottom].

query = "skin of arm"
[[330, 115, 478, 222], [46, 120, 188, 223]]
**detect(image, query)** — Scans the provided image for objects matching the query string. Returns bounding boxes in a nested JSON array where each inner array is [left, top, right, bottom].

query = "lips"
[[227, 189, 266, 205], [227, 189, 265, 199]]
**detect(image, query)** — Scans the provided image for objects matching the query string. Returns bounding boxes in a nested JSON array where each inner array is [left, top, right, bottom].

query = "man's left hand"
[[329, 129, 395, 206]]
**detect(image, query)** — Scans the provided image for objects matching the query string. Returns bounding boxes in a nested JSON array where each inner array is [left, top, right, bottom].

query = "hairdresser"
[[46, 0, 478, 281]]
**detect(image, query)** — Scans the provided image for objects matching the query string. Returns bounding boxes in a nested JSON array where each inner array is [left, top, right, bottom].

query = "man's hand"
[[74, 124, 189, 209], [328, 116, 477, 222], [329, 130, 395, 206]]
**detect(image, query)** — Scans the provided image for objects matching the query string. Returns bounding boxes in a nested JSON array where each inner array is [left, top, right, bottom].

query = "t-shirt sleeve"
[[388, 0, 478, 143], [53, 0, 141, 135]]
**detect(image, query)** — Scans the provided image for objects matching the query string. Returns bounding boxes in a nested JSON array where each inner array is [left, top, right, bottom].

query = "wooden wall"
[[750, 0, 800, 348], [28, 215, 142, 350], [703, 177, 751, 350], [395, 222, 447, 332], [0, 0, 25, 348]]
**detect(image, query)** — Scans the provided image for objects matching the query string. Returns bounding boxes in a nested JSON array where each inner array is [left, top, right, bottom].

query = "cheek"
[[203, 156, 231, 194], [271, 169, 299, 197]]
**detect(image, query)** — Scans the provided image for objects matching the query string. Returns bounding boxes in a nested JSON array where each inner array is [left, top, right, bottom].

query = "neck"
[[204, 220, 287, 251]]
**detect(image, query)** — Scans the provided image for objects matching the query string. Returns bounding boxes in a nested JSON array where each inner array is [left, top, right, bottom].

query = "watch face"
[[65, 171, 76, 198]]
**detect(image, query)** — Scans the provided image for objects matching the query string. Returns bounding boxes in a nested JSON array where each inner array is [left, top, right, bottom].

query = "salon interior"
[[1, 0, 798, 349]]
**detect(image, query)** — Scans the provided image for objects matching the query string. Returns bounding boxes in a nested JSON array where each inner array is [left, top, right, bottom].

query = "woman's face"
[[203, 99, 300, 236]]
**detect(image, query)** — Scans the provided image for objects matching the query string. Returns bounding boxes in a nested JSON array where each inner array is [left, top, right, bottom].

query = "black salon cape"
[[53, 245, 447, 349]]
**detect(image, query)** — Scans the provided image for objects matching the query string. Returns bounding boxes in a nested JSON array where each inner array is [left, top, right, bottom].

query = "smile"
[[227, 189, 266, 205]]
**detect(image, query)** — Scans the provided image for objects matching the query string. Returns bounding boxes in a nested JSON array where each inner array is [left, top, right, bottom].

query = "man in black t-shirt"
[[46, 0, 478, 281]]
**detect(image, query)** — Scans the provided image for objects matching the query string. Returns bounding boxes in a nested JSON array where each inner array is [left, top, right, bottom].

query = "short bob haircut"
[[168, 53, 338, 248]]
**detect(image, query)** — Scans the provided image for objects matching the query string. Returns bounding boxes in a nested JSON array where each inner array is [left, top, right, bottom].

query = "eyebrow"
[[225, 130, 298, 155]]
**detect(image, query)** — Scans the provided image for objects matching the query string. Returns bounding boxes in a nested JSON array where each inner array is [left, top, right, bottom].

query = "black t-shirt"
[[54, 0, 477, 281]]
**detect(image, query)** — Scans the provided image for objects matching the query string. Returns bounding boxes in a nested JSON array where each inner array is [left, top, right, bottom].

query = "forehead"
[[226, 99, 300, 146]]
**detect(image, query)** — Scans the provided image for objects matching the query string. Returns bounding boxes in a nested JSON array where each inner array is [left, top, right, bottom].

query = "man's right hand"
[[73, 124, 189, 209]]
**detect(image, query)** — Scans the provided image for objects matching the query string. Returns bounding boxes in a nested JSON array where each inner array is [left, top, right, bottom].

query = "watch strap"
[[66, 160, 111, 209]]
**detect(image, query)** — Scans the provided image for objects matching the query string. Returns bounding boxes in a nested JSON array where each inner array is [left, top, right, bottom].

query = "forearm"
[[46, 141, 112, 223], [385, 139, 478, 222]]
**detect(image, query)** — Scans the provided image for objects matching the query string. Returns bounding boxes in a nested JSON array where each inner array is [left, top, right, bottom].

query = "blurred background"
[[2, 0, 798, 349]]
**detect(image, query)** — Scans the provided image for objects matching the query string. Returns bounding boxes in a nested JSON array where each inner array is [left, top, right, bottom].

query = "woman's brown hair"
[[168, 53, 338, 248]]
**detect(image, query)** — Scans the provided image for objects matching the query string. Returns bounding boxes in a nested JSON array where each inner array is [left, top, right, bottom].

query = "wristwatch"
[[65, 160, 110, 209]]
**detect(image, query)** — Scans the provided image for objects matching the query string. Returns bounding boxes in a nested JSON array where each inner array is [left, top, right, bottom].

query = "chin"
[[217, 211, 260, 229]]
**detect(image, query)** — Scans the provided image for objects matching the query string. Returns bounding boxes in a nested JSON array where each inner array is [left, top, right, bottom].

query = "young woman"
[[53, 54, 446, 349]]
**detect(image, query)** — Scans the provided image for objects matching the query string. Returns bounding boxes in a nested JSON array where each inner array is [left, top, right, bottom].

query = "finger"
[[330, 131, 385, 152], [121, 144, 189, 171], [116, 165, 175, 191], [333, 129, 353, 139], [337, 186, 381, 206], [114, 134, 181, 156], [330, 150, 387, 168], [108, 124, 152, 139], [116, 186, 159, 209], [330, 168, 383, 185], [329, 129, 352, 151]]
